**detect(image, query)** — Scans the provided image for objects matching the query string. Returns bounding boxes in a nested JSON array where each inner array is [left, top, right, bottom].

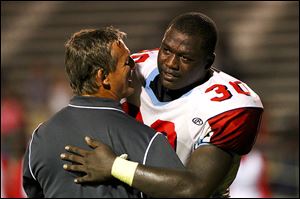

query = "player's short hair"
[[167, 12, 218, 54], [65, 26, 126, 95]]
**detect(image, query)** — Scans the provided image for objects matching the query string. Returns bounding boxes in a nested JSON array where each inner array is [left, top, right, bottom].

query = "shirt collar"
[[69, 96, 123, 111]]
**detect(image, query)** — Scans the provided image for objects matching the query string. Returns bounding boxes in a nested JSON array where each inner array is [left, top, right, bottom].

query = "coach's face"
[[158, 27, 212, 90], [108, 40, 135, 100]]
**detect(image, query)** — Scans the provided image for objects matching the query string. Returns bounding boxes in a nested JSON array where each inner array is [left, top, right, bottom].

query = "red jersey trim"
[[121, 101, 144, 123], [208, 107, 263, 155]]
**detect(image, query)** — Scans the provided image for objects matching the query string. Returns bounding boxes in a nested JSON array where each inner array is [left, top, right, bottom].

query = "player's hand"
[[60, 136, 117, 184]]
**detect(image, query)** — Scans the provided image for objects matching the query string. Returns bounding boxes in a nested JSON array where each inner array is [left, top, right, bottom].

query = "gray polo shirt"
[[23, 96, 184, 198]]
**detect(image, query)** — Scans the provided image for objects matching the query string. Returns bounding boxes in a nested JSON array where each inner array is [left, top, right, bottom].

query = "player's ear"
[[205, 53, 215, 69]]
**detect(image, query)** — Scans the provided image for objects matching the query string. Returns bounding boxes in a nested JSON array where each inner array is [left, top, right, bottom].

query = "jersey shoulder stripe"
[[131, 49, 159, 79]]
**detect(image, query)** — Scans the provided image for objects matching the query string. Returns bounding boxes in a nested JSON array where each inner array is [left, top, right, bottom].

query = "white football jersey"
[[127, 49, 264, 196], [230, 150, 271, 198]]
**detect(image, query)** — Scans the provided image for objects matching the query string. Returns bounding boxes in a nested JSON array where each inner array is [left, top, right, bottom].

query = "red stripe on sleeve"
[[208, 107, 263, 155]]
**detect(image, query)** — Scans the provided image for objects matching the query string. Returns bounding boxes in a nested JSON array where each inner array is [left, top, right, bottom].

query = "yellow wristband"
[[111, 157, 138, 186]]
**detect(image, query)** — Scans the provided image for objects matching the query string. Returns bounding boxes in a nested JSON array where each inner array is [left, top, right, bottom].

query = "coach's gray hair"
[[65, 26, 126, 95]]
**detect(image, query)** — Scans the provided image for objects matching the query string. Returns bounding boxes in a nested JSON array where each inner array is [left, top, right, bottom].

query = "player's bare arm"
[[61, 136, 233, 197]]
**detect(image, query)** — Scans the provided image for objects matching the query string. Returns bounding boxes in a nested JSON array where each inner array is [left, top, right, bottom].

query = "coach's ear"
[[97, 68, 110, 89]]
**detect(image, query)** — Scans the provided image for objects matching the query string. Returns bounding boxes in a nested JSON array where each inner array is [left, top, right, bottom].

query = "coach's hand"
[[60, 136, 117, 183]]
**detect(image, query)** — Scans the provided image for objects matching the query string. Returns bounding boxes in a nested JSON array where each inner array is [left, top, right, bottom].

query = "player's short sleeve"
[[195, 107, 263, 155], [143, 133, 185, 170]]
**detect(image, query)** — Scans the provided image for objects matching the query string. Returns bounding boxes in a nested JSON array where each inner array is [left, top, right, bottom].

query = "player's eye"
[[163, 47, 171, 55], [180, 56, 192, 62]]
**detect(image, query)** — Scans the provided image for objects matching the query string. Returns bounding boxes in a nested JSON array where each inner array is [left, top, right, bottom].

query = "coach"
[[22, 27, 184, 198]]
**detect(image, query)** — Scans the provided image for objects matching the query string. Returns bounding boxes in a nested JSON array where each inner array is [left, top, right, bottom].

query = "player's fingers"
[[119, 154, 128, 159], [62, 163, 86, 173], [64, 145, 88, 156], [85, 136, 101, 149], [74, 175, 92, 184], [60, 153, 84, 165]]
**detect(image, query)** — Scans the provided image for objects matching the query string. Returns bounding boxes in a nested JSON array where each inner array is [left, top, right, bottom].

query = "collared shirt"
[[23, 96, 184, 198]]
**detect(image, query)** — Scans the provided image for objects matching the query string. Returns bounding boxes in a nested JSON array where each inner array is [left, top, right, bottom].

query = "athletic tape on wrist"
[[111, 157, 138, 186]]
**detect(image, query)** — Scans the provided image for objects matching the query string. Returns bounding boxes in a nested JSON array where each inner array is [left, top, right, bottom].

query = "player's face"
[[158, 27, 210, 90], [108, 40, 135, 99]]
